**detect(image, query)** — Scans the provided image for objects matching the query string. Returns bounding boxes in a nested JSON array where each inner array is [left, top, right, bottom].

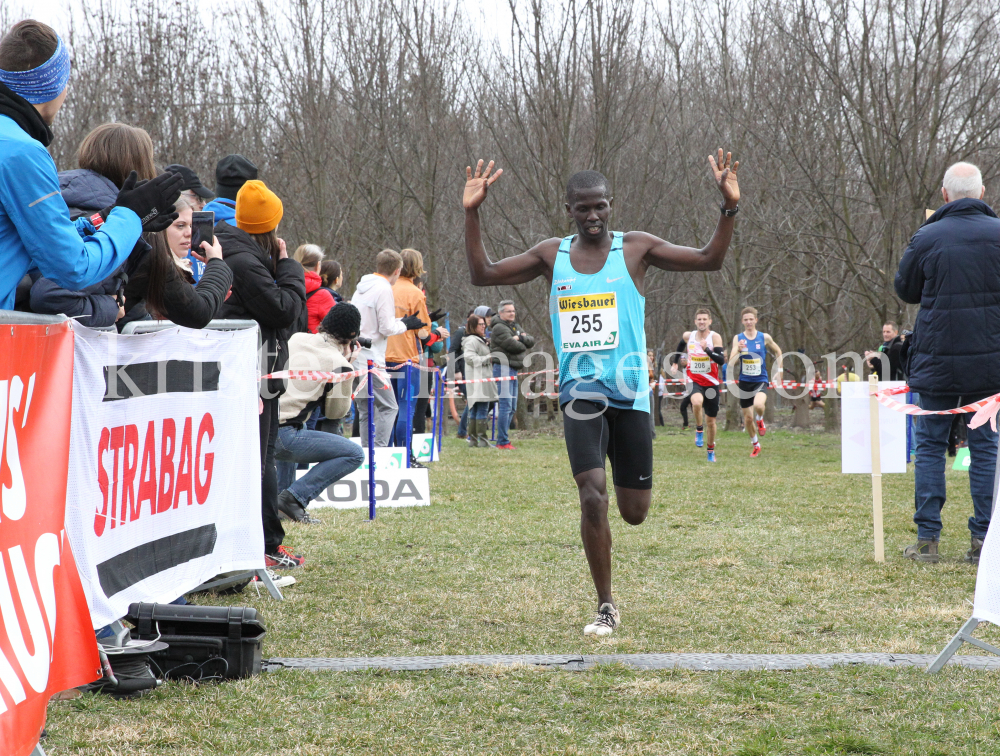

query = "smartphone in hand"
[[190, 210, 215, 252]]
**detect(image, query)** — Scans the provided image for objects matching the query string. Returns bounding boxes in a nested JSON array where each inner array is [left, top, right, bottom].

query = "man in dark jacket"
[[894, 161, 1000, 565], [490, 300, 536, 450], [865, 322, 905, 381]]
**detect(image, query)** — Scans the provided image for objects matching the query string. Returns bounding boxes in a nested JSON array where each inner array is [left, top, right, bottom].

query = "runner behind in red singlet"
[[683, 309, 726, 461]]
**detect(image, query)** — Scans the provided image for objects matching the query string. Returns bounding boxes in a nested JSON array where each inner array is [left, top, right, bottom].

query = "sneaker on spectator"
[[255, 569, 296, 589], [497, 443, 516, 451], [409, 456, 427, 469], [265, 545, 305, 569]]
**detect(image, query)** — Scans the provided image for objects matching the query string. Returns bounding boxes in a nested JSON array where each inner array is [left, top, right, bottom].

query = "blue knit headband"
[[0, 36, 70, 105]]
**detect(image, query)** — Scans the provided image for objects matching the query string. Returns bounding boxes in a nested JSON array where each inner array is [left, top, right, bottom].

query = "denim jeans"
[[356, 365, 398, 447], [388, 362, 421, 447], [275, 426, 365, 507], [913, 392, 998, 540], [493, 363, 518, 445], [469, 401, 489, 420]]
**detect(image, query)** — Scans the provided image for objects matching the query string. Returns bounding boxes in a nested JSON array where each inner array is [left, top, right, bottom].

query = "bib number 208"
[[570, 313, 603, 334]]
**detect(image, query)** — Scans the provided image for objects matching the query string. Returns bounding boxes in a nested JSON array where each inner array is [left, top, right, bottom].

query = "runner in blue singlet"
[[727, 306, 783, 457], [462, 151, 741, 636]]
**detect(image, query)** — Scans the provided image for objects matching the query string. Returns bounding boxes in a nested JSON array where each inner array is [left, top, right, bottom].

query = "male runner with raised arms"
[[682, 309, 726, 462], [463, 151, 740, 635], [727, 307, 783, 457]]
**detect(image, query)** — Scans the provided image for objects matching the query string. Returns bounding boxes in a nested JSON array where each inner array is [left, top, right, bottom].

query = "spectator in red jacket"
[[294, 243, 336, 332]]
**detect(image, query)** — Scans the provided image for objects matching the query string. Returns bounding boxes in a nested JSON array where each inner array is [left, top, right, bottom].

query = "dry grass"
[[45, 421, 1000, 754]]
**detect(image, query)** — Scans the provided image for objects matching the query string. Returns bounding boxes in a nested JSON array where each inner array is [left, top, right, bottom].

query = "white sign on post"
[[840, 380, 908, 474], [411, 433, 439, 463], [302, 467, 430, 510]]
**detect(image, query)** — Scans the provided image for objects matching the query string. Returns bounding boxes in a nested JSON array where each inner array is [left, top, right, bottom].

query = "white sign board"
[[304, 467, 431, 510], [65, 323, 263, 628], [411, 433, 439, 462], [840, 380, 907, 474]]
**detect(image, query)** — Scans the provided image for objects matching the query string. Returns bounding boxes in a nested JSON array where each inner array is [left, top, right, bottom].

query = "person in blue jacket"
[[0, 20, 182, 311]]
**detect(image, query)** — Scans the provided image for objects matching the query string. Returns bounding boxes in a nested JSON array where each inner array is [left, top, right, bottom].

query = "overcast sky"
[[11, 0, 512, 39]]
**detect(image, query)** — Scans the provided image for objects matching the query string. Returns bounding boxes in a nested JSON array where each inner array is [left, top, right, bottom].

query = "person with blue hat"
[[0, 20, 183, 310]]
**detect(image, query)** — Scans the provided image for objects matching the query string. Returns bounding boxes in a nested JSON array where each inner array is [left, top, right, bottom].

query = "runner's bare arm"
[[764, 333, 783, 378], [728, 334, 742, 378], [463, 159, 549, 286], [633, 149, 741, 272]]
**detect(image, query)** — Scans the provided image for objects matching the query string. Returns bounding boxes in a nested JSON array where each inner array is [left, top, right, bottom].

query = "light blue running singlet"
[[549, 232, 649, 412]]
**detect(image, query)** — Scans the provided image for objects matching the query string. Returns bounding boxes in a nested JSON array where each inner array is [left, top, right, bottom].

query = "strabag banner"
[[0, 322, 101, 756], [65, 323, 263, 628]]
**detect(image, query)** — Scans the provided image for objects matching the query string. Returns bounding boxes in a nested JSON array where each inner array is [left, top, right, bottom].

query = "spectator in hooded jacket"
[[894, 161, 1000, 566], [202, 154, 257, 226], [216, 179, 307, 570], [294, 243, 337, 332], [0, 21, 182, 310], [351, 249, 427, 447], [276, 303, 365, 523], [28, 122, 156, 327]]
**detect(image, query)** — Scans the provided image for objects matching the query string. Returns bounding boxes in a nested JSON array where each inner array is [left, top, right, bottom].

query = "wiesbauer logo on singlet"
[[558, 293, 616, 311]]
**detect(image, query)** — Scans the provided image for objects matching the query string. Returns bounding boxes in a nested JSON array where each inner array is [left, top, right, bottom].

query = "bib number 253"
[[570, 313, 603, 334]]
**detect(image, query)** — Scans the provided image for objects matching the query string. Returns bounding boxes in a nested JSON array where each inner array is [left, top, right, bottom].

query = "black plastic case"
[[125, 602, 266, 680]]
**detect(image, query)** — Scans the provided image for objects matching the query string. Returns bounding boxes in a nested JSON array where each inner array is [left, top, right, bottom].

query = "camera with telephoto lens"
[[354, 337, 373, 349]]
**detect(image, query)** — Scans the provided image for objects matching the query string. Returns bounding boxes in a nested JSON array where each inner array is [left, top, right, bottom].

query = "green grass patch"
[[45, 423, 1000, 754]]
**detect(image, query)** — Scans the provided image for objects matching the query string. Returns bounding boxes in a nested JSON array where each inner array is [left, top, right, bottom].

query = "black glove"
[[428, 307, 447, 322], [401, 315, 427, 331], [113, 171, 184, 232]]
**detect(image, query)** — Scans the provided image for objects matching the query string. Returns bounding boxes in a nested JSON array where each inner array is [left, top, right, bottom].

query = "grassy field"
[[46, 419, 1000, 755]]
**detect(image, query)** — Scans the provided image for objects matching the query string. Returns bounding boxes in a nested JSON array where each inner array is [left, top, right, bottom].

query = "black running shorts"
[[562, 399, 653, 490], [691, 382, 721, 418], [737, 380, 767, 409]]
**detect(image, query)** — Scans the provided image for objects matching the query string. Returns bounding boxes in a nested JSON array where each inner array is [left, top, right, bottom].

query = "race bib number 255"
[[558, 292, 620, 353]]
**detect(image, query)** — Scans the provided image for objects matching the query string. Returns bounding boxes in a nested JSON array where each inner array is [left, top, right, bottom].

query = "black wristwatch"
[[721, 203, 739, 217]]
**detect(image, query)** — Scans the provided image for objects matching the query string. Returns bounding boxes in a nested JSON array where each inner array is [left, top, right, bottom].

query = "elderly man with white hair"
[[895, 161, 1000, 565]]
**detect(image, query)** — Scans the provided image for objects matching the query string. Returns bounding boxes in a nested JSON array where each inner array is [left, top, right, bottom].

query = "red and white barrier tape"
[[872, 386, 1000, 431], [263, 367, 392, 388], [445, 368, 558, 386]]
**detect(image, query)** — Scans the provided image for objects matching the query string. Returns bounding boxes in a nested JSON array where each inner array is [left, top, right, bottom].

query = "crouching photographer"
[[275, 303, 366, 523]]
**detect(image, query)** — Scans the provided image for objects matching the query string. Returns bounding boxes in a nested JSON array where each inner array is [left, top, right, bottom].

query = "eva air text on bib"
[[557, 292, 620, 352]]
